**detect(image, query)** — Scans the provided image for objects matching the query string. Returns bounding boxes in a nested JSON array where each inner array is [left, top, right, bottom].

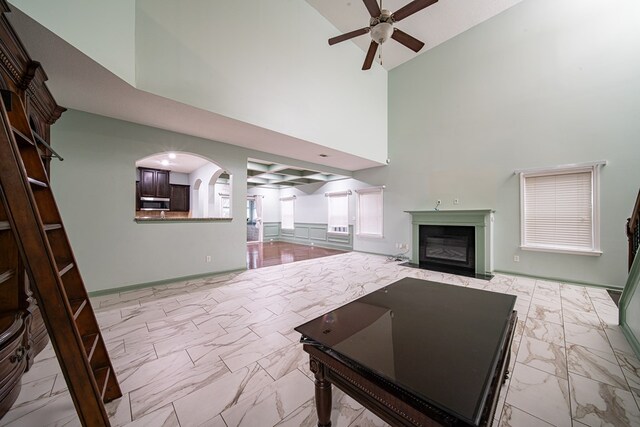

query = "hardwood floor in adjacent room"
[[246, 241, 347, 269]]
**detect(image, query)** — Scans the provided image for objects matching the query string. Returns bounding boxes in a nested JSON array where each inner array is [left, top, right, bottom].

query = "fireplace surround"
[[406, 210, 494, 276]]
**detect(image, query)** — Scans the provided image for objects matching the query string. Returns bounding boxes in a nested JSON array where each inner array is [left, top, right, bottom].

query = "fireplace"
[[405, 209, 494, 277], [419, 225, 475, 273]]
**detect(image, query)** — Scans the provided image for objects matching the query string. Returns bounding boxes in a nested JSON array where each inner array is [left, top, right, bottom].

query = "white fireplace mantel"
[[405, 209, 495, 275]]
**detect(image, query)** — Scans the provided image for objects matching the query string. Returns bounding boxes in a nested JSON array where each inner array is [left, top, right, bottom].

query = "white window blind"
[[356, 187, 383, 237], [520, 163, 603, 255], [280, 197, 295, 230], [327, 191, 350, 234]]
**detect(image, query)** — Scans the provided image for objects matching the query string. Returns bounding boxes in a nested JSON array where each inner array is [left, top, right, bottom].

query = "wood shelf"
[[69, 298, 87, 320]]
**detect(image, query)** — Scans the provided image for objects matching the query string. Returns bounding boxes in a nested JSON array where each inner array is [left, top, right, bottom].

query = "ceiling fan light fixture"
[[371, 22, 393, 44]]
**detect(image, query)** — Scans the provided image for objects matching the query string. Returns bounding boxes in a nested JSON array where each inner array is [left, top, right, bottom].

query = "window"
[[326, 190, 351, 234], [519, 161, 604, 255], [220, 195, 230, 218], [280, 196, 295, 230], [356, 187, 384, 238]]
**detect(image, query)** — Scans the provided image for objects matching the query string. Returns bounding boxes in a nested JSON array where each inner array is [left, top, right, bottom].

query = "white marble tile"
[[498, 403, 555, 426], [569, 373, 640, 427], [11, 375, 55, 408], [528, 303, 563, 325], [257, 342, 308, 381], [614, 350, 640, 402], [125, 404, 180, 427], [1, 391, 77, 427], [564, 322, 614, 354], [220, 369, 314, 427], [276, 388, 365, 427], [9, 253, 637, 427], [119, 350, 193, 394], [592, 300, 619, 326], [173, 363, 274, 426], [186, 327, 261, 366], [129, 358, 229, 420], [153, 325, 228, 358], [567, 344, 629, 390], [516, 334, 567, 378], [505, 362, 571, 427], [524, 318, 565, 346], [604, 325, 637, 357], [104, 393, 132, 427], [563, 307, 603, 328], [220, 332, 292, 372]]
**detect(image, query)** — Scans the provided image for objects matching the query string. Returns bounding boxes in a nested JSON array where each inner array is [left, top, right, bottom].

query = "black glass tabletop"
[[295, 277, 516, 426]]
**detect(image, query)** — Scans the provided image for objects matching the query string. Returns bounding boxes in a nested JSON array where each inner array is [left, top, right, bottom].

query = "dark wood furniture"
[[138, 167, 170, 198], [0, 0, 65, 418], [627, 189, 640, 270], [170, 184, 190, 212], [0, 2, 121, 425], [296, 278, 517, 427]]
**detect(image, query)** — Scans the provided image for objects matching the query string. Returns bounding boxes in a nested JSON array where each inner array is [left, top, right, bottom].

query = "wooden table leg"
[[310, 357, 332, 427]]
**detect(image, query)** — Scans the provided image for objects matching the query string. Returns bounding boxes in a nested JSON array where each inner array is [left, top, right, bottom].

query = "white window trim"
[[280, 195, 296, 230], [355, 186, 384, 239], [326, 190, 351, 235], [519, 162, 605, 256]]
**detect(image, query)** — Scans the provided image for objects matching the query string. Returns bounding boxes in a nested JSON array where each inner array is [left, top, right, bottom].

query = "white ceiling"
[[6, 1, 524, 174], [306, 0, 524, 70], [136, 152, 211, 174]]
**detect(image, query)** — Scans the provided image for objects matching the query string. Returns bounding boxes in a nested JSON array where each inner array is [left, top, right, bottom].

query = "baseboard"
[[274, 237, 351, 252], [88, 268, 246, 297], [493, 269, 621, 290]]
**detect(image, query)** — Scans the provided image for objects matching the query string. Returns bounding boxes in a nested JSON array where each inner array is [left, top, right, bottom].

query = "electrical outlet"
[[206, 255, 212, 263], [513, 255, 520, 262]]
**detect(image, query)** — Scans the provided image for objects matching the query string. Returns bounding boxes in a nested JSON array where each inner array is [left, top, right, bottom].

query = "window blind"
[[281, 197, 295, 230], [522, 171, 594, 251], [327, 193, 349, 233], [357, 187, 383, 237]]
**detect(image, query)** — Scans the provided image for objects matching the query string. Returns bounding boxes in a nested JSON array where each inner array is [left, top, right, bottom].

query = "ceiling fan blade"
[[392, 0, 438, 22], [362, 41, 378, 70], [329, 27, 370, 45], [362, 0, 382, 17], [391, 28, 425, 52]]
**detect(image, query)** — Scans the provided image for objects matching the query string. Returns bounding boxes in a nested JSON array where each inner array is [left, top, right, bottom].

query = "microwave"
[[139, 197, 170, 211]]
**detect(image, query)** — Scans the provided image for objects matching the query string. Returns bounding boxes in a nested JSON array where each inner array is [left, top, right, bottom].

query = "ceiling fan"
[[328, 0, 438, 70]]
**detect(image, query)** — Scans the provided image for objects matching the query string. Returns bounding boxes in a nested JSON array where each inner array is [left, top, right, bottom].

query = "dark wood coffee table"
[[295, 277, 517, 427]]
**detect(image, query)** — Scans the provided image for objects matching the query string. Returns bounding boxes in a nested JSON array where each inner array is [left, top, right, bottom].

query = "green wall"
[[134, 0, 388, 164], [355, 0, 640, 287], [49, 110, 352, 292], [9, 0, 136, 85]]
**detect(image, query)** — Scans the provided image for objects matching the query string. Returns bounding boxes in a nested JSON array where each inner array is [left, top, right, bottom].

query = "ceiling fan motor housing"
[[370, 9, 394, 44]]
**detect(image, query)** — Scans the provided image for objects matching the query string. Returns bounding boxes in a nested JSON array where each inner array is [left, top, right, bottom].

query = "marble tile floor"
[[2, 252, 640, 427]]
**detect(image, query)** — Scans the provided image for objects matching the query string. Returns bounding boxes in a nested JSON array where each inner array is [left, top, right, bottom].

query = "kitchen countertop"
[[134, 217, 233, 223]]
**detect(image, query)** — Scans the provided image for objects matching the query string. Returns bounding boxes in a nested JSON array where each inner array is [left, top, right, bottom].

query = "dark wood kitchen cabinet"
[[139, 167, 170, 198], [170, 184, 190, 212]]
